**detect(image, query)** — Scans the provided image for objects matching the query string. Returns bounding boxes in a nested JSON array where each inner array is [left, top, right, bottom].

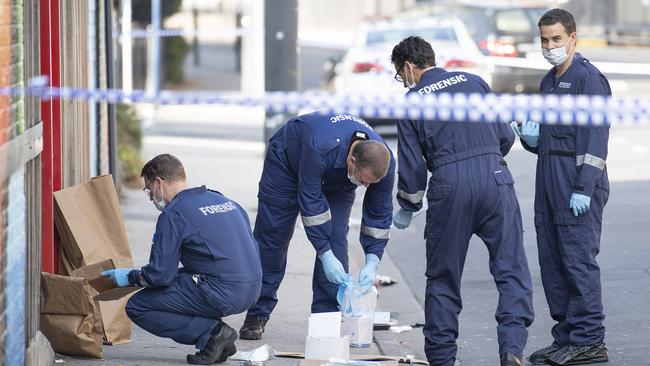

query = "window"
[[494, 10, 533, 34], [366, 26, 458, 45]]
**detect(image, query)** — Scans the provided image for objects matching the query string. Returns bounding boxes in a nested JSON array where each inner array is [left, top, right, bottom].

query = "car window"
[[458, 9, 491, 39], [526, 8, 549, 25], [366, 26, 458, 45], [494, 9, 533, 34]]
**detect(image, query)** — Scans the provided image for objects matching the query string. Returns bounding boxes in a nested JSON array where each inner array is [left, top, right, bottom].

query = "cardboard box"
[[305, 335, 350, 361], [70, 259, 140, 301], [308, 312, 342, 337], [305, 312, 350, 360]]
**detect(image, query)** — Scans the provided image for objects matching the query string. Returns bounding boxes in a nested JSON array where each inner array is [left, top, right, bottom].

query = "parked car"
[[330, 16, 490, 130], [400, 1, 550, 92]]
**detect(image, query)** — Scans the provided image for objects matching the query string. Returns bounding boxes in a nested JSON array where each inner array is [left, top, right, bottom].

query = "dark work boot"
[[546, 343, 609, 365], [239, 315, 267, 340], [215, 343, 237, 363], [500, 352, 523, 366], [187, 323, 238, 365], [527, 343, 563, 365]]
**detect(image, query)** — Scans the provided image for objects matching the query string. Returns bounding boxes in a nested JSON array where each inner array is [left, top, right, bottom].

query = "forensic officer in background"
[[391, 36, 534, 366], [239, 111, 395, 340], [511, 9, 611, 366], [101, 154, 262, 365]]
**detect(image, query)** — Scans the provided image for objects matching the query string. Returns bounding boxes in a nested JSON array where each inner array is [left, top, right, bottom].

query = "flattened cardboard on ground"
[[276, 352, 429, 365], [70, 259, 140, 301], [299, 360, 398, 366], [53, 174, 135, 345], [40, 273, 105, 359]]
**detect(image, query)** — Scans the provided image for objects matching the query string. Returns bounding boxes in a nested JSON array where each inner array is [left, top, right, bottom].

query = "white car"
[[333, 17, 492, 105]]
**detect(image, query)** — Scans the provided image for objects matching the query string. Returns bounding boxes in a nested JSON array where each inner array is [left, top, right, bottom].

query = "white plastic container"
[[340, 285, 377, 347]]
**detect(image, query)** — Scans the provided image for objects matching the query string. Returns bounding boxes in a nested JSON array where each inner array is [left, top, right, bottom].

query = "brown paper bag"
[[41, 273, 104, 358], [70, 259, 140, 301], [53, 175, 135, 344]]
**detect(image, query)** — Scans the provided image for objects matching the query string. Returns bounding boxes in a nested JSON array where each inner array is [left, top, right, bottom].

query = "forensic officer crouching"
[[101, 154, 262, 364]]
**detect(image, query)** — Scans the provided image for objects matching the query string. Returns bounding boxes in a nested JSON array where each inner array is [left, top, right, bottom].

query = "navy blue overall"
[[125, 187, 262, 350], [522, 53, 611, 347], [246, 112, 395, 319], [397, 68, 534, 365]]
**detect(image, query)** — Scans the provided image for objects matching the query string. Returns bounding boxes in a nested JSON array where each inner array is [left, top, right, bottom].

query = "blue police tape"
[[1, 83, 650, 126], [114, 27, 260, 39]]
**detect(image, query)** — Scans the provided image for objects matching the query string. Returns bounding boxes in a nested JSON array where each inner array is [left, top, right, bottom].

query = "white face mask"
[[347, 163, 362, 187], [348, 173, 362, 187], [405, 65, 417, 89], [153, 180, 166, 212], [542, 37, 574, 66]]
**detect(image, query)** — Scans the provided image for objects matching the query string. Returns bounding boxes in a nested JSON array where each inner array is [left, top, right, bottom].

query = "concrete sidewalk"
[[57, 130, 425, 365]]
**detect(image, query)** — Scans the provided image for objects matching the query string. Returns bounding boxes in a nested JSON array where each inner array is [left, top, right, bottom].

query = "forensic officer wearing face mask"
[[100, 154, 262, 365], [391, 36, 534, 366], [238, 111, 395, 340], [510, 9, 612, 366]]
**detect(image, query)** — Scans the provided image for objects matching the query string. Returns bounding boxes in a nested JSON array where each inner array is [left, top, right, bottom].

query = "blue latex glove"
[[393, 208, 413, 229], [358, 254, 380, 295], [319, 250, 347, 285], [100, 268, 133, 287], [510, 121, 540, 148], [569, 193, 591, 217]]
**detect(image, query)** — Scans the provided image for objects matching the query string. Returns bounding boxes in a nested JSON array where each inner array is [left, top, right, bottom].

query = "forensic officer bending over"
[[239, 111, 395, 340], [101, 154, 262, 365]]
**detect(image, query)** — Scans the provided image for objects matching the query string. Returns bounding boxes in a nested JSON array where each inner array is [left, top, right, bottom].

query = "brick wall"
[[0, 0, 27, 365]]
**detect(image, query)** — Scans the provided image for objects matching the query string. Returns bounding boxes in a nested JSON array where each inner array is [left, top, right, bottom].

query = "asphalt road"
[[384, 130, 650, 365]]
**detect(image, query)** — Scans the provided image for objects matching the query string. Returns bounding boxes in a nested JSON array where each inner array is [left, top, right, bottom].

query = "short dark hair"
[[391, 36, 436, 70], [538, 8, 576, 35], [141, 154, 186, 182], [352, 140, 391, 179]]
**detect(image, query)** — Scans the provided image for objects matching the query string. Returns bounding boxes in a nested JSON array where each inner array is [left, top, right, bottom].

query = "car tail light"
[[444, 59, 477, 69], [352, 62, 384, 73], [478, 36, 519, 57]]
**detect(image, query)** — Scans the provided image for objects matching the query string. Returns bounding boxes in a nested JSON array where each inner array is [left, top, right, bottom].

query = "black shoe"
[[215, 343, 237, 363], [239, 315, 267, 340], [546, 343, 609, 366], [187, 323, 238, 365], [527, 343, 563, 365], [500, 352, 523, 366]]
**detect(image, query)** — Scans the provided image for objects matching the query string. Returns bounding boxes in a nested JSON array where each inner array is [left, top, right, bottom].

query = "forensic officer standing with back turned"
[[101, 154, 262, 365], [391, 36, 534, 366], [511, 9, 611, 366], [238, 111, 395, 341]]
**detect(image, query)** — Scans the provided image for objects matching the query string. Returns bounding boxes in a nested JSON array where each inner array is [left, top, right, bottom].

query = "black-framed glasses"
[[143, 179, 155, 198], [394, 65, 404, 83]]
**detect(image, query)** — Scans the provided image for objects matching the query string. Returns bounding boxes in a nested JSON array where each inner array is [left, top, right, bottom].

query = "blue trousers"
[[246, 138, 355, 319], [534, 155, 608, 346], [126, 272, 259, 350], [422, 155, 534, 366]]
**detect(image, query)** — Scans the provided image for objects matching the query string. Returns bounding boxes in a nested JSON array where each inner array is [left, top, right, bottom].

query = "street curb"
[[372, 247, 425, 359]]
